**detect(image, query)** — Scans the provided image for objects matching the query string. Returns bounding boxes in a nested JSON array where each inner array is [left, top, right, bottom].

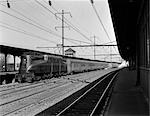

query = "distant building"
[[65, 48, 76, 57]]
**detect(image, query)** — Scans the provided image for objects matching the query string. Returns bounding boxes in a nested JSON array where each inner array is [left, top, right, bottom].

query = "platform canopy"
[[108, 0, 142, 61], [0, 45, 48, 56]]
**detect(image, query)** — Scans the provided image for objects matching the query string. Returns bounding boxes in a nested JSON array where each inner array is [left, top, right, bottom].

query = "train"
[[15, 53, 112, 83]]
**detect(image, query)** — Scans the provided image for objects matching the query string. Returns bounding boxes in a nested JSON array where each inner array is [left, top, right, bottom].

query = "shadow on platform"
[[105, 68, 149, 116]]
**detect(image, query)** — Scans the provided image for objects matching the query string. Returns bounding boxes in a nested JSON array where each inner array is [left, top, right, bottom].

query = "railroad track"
[[0, 77, 66, 96], [0, 70, 100, 94], [0, 71, 99, 116], [0, 81, 74, 116], [0, 77, 61, 92], [0, 69, 118, 116], [0, 71, 101, 104], [0, 80, 68, 106], [63, 70, 106, 83], [0, 69, 112, 92], [52, 71, 119, 116], [0, 81, 48, 93], [0, 71, 86, 92], [0, 71, 100, 106]]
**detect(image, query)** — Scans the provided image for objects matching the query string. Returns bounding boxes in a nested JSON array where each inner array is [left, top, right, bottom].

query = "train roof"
[[63, 55, 120, 64]]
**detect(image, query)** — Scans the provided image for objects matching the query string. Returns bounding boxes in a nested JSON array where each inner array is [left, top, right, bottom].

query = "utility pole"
[[110, 46, 112, 63], [62, 10, 64, 56], [94, 36, 96, 60], [90, 35, 97, 60], [55, 10, 72, 55]]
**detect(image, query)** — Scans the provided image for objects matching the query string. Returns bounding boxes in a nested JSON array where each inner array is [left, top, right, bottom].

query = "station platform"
[[105, 68, 149, 116]]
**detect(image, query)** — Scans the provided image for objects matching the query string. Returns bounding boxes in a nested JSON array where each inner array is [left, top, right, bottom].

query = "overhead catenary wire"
[[37, 40, 117, 49], [0, 4, 62, 38], [44, 0, 91, 39], [0, 0, 119, 60], [0, 20, 79, 46], [42, 0, 116, 47], [43, 0, 91, 39], [90, 1, 112, 42], [2, 0, 102, 47], [1, 0, 100, 44], [43, 0, 118, 56], [63, 17, 92, 42], [0, 4, 86, 46], [0, 24, 57, 44], [90, 0, 117, 53], [6, 1, 79, 46], [79, 54, 120, 56], [0, 22, 57, 44], [48, 0, 119, 58], [35, 0, 93, 43], [43, 0, 57, 12], [0, 3, 79, 45], [29, 1, 81, 46], [0, 9, 62, 38]]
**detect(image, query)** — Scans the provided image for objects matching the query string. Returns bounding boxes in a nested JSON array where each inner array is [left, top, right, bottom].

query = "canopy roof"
[[108, 0, 142, 60]]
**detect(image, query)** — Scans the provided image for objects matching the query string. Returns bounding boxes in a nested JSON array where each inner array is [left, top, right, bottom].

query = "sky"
[[0, 0, 122, 62]]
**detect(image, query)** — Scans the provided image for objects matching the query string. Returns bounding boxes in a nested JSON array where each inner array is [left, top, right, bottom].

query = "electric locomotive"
[[15, 52, 110, 83]]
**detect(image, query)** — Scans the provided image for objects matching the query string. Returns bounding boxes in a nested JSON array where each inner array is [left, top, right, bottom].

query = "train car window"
[[44, 55, 48, 61], [7, 54, 13, 71], [0, 53, 5, 72]]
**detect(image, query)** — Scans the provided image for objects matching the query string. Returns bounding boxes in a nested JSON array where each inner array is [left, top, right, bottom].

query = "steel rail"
[[90, 72, 118, 116], [0, 78, 58, 92], [1, 71, 103, 115], [0, 78, 61, 94], [0, 70, 95, 92], [2, 81, 71, 116], [56, 71, 115, 116], [0, 71, 94, 96], [0, 81, 68, 106], [0, 82, 45, 96]]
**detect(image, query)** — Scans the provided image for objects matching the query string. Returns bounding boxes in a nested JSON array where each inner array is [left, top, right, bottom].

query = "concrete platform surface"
[[105, 68, 149, 116]]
